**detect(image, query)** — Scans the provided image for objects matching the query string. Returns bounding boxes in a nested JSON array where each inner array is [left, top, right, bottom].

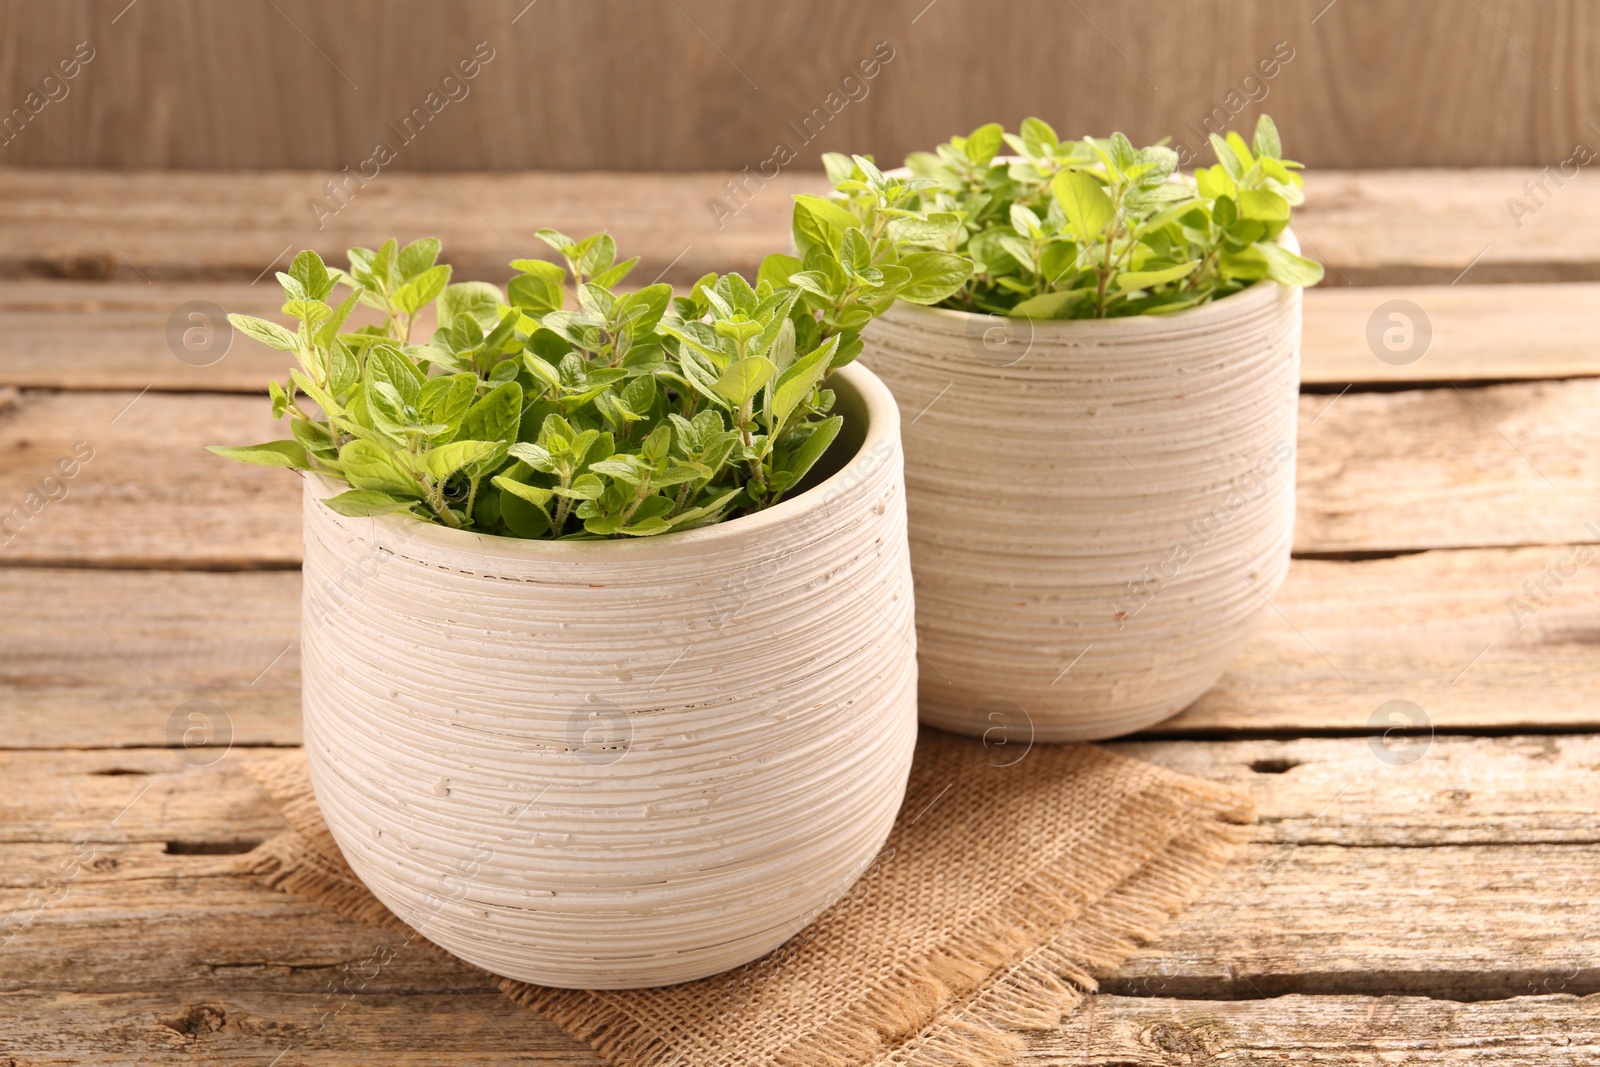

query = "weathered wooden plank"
[[1, 168, 1596, 288], [3, 990, 1595, 1066], [0, 991, 595, 1066], [1301, 169, 1600, 286], [3, 380, 1596, 567], [1296, 379, 1600, 552], [0, 281, 384, 394], [4, 737, 1597, 1002], [8, 736, 1591, 848], [0, 169, 810, 287], [0, 389, 301, 568], [6, 279, 1597, 393], [1299, 282, 1600, 384], [1034, 993, 1600, 1065], [5, 0, 1598, 172], [1105, 842, 1600, 999], [0, 751, 289, 846], [0, 569, 299, 750], [1117, 733, 1600, 847], [1162, 545, 1600, 735], [5, 839, 1594, 999], [0, 851, 502, 1000], [6, 544, 1599, 746], [0, 870, 487, 1000], [0, 280, 278, 314]]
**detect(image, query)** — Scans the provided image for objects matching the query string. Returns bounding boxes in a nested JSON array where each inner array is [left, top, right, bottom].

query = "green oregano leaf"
[[218, 205, 931, 539], [847, 113, 1320, 320], [322, 489, 418, 517], [206, 440, 309, 469], [228, 314, 300, 353]]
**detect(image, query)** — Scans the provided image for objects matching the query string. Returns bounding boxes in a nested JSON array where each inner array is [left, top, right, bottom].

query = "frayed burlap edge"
[[242, 749, 1252, 1067], [880, 795, 1249, 1066]]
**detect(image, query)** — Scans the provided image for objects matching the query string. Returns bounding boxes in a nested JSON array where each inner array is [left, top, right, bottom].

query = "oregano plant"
[[824, 114, 1323, 319], [210, 169, 969, 539]]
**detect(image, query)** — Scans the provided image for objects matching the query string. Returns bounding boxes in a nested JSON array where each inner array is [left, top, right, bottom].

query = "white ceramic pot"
[[861, 257, 1301, 741], [299, 363, 917, 989]]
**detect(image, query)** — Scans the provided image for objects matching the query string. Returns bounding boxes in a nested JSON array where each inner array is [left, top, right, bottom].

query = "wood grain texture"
[[1299, 282, 1600, 384], [1166, 546, 1600, 735], [0, 568, 299, 750], [0, 169, 815, 286], [0, 389, 301, 568], [3, 168, 1600, 288], [4, 737, 1597, 1005], [0, 148, 1589, 1054], [5, 378, 1595, 567], [1, 0, 1595, 170], [1039, 993, 1600, 1065], [0, 991, 596, 1066], [4, 991, 1597, 1066], [21, 836, 1596, 1005], [0, 280, 387, 393], [8, 735, 1593, 847], [7, 545, 1600, 749], [1299, 170, 1600, 286], [10, 279, 1598, 393], [1105, 842, 1600, 998], [1114, 734, 1600, 848], [1296, 379, 1600, 552]]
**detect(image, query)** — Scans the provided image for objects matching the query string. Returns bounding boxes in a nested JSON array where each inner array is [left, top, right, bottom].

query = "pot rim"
[[305, 360, 899, 562]]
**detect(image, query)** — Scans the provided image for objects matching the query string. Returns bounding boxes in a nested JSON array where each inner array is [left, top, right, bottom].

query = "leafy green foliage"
[[211, 208, 942, 539], [772, 153, 973, 364], [833, 114, 1322, 319]]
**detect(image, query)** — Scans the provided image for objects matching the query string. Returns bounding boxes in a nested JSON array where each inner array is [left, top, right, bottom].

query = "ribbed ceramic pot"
[[299, 363, 917, 989], [862, 252, 1301, 741]]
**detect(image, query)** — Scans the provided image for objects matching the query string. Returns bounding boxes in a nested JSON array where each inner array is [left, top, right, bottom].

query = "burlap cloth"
[[246, 730, 1253, 1067]]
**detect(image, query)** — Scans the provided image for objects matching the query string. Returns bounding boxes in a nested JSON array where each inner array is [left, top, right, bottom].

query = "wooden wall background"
[[0, 0, 1591, 171]]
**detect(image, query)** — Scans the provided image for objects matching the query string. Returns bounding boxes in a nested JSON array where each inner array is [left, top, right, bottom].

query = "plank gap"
[[1136, 724, 1600, 742], [1092, 979, 1600, 1003], [163, 838, 266, 856], [1298, 375, 1600, 395], [0, 558, 304, 573], [1290, 548, 1433, 561]]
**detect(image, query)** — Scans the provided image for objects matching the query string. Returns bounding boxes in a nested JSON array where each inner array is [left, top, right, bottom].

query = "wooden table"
[[3, 168, 1598, 1064]]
